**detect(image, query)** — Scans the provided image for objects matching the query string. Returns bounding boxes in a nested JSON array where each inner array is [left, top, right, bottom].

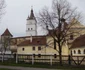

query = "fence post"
[[77, 56, 79, 65], [68, 55, 71, 65], [50, 55, 52, 66], [32, 54, 34, 65], [2, 53, 4, 62], [16, 54, 18, 63]]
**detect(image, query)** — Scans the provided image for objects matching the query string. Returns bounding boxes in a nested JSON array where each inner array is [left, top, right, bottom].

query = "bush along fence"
[[0, 54, 85, 66]]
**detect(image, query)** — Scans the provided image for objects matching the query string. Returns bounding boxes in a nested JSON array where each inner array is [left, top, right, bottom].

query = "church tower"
[[26, 8, 37, 36]]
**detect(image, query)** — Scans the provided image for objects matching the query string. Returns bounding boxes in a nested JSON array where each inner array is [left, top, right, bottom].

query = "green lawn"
[[0, 62, 85, 70], [0, 68, 14, 70]]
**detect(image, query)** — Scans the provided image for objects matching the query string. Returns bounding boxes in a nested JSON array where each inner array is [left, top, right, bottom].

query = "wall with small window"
[[17, 46, 36, 54], [17, 45, 46, 54], [17, 45, 59, 55], [71, 47, 85, 56], [17, 41, 68, 55]]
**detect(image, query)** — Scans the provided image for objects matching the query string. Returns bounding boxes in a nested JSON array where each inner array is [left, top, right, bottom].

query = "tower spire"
[[27, 6, 35, 20]]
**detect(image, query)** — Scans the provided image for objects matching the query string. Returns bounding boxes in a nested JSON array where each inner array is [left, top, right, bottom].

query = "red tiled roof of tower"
[[17, 37, 46, 46], [1, 29, 13, 36]]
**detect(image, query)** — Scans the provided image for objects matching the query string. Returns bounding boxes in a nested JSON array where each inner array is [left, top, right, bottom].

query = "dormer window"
[[70, 35, 74, 40]]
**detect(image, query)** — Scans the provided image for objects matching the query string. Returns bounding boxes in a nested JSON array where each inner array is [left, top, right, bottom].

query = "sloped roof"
[[17, 37, 46, 46], [71, 35, 85, 49], [1, 29, 13, 36]]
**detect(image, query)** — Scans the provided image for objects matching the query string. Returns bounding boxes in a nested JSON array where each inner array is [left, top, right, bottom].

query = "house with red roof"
[[70, 35, 85, 56]]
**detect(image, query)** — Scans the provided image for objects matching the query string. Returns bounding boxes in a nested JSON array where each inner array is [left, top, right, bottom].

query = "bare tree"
[[0, 0, 5, 62], [1, 36, 10, 53], [0, 0, 5, 21], [38, 0, 82, 65]]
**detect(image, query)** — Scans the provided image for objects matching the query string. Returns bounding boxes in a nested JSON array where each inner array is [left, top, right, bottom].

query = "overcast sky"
[[0, 0, 85, 37]]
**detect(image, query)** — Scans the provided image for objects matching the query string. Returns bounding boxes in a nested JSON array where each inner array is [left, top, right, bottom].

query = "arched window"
[[78, 50, 81, 54], [74, 50, 76, 54], [83, 49, 85, 54]]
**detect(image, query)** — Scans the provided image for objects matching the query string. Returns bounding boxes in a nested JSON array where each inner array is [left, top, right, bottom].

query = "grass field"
[[0, 68, 14, 70], [0, 62, 85, 70]]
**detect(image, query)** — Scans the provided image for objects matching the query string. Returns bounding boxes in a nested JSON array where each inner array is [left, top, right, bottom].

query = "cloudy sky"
[[0, 0, 85, 37]]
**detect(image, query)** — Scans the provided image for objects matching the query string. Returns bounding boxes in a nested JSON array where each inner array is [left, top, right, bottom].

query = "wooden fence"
[[0, 54, 85, 66]]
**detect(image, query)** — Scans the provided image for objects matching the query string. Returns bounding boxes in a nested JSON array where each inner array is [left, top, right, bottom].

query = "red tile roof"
[[1, 29, 13, 36], [71, 35, 85, 49], [17, 37, 46, 46]]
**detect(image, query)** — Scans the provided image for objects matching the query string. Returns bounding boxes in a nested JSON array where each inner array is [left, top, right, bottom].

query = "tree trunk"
[[58, 43, 62, 65], [54, 39, 56, 49]]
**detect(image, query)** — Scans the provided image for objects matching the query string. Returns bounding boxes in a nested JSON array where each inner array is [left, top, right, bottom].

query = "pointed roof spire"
[[27, 7, 35, 20], [1, 28, 13, 37]]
